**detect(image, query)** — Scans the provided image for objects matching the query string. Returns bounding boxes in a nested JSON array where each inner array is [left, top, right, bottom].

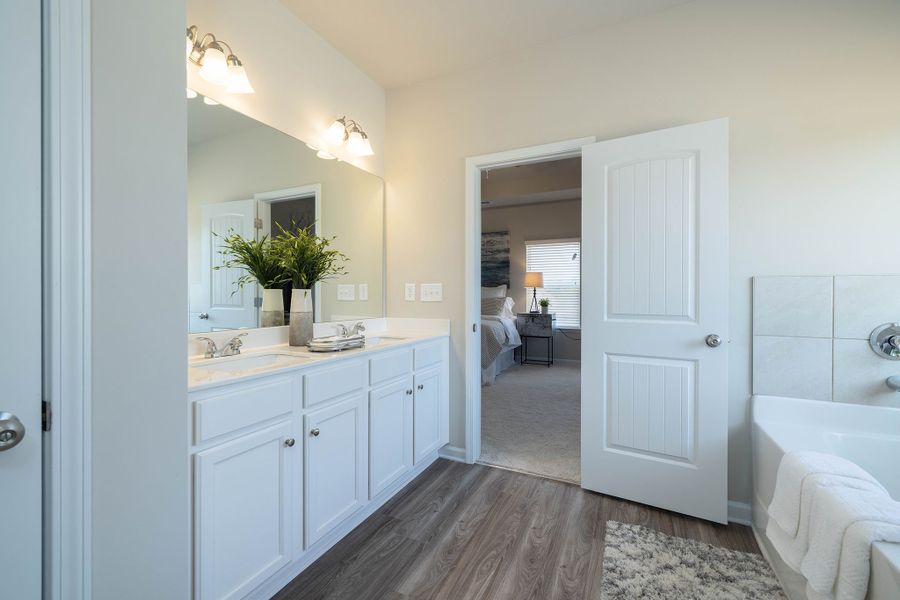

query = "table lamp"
[[524, 271, 543, 313]]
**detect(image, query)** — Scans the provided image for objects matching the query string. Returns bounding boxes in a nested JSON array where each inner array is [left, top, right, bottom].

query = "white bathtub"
[[752, 395, 900, 600]]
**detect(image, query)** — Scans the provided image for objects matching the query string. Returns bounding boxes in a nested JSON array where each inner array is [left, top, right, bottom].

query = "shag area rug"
[[480, 362, 580, 483], [601, 521, 786, 600]]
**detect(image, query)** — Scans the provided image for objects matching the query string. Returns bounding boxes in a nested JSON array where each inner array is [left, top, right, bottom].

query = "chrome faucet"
[[195, 333, 247, 358], [335, 322, 365, 338], [349, 322, 366, 336]]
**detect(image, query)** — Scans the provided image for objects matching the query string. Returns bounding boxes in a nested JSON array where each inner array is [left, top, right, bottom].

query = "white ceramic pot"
[[541, 306, 549, 315], [260, 288, 285, 328], [289, 288, 314, 346]]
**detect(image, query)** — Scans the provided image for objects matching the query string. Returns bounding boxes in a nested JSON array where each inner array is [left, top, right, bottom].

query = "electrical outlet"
[[420, 283, 443, 302], [337, 284, 355, 301], [405, 283, 416, 301], [358, 283, 368, 301]]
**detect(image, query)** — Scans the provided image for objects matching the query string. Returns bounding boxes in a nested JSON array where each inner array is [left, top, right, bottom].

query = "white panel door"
[[581, 119, 729, 523], [413, 368, 442, 463], [305, 395, 367, 547], [198, 199, 258, 331], [0, 0, 42, 595], [195, 420, 294, 600], [369, 378, 413, 498]]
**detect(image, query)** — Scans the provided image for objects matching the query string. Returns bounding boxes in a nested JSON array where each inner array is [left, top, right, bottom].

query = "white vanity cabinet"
[[189, 335, 449, 600]]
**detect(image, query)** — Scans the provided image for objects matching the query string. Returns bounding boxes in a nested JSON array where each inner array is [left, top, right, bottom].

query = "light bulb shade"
[[186, 88, 197, 99], [524, 272, 544, 288], [324, 119, 347, 145], [198, 46, 229, 85], [202, 96, 220, 105], [356, 136, 374, 156], [346, 130, 367, 156], [225, 63, 254, 94], [316, 149, 337, 160]]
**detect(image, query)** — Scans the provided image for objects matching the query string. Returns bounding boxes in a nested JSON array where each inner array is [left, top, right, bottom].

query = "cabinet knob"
[[284, 438, 295, 447], [406, 389, 413, 395], [417, 384, 424, 390], [310, 428, 320, 437]]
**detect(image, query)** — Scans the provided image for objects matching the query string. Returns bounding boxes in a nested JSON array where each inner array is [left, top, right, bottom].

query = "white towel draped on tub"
[[801, 487, 900, 600], [766, 452, 886, 569]]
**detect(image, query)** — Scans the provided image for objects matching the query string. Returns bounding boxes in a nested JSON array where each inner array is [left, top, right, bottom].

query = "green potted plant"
[[272, 221, 348, 346], [539, 298, 550, 315], [215, 232, 289, 327]]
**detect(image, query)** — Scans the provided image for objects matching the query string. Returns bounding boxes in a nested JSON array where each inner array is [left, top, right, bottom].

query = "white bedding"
[[481, 314, 520, 385]]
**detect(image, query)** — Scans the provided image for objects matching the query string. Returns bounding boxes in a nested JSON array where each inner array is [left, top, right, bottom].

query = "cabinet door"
[[369, 378, 413, 498], [195, 421, 294, 600], [305, 395, 367, 547], [414, 368, 442, 463]]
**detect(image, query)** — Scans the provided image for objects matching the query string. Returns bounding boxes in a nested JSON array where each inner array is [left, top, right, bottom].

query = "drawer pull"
[[417, 384, 424, 390], [310, 428, 320, 437], [284, 438, 295, 447]]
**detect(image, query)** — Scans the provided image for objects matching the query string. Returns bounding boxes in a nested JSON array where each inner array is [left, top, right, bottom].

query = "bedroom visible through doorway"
[[478, 156, 582, 483]]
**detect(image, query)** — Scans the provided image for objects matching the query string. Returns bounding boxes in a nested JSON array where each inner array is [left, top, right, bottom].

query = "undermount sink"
[[190, 352, 312, 375]]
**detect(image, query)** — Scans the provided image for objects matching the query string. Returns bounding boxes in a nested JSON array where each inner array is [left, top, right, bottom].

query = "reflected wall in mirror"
[[187, 99, 384, 333]]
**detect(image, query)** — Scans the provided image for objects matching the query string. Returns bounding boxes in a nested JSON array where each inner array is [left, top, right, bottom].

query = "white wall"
[[91, 0, 189, 596], [481, 200, 581, 360], [385, 0, 900, 504], [187, 0, 385, 176]]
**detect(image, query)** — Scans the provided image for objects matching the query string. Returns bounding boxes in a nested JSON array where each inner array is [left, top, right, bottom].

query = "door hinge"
[[254, 217, 263, 229], [254, 297, 263, 308], [42, 401, 51, 432]]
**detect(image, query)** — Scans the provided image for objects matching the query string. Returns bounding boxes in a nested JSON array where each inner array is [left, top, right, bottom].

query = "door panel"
[[369, 379, 413, 498], [197, 199, 257, 331], [195, 421, 294, 600], [582, 119, 729, 523], [413, 369, 442, 463], [0, 0, 42, 595], [305, 395, 367, 547]]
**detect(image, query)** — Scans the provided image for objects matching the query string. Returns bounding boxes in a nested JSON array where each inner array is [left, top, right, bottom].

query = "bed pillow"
[[482, 285, 508, 299], [481, 297, 507, 316], [499, 296, 516, 319]]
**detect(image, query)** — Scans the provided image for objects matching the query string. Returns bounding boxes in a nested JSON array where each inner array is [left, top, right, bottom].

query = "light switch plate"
[[337, 284, 355, 301], [405, 283, 416, 301], [421, 283, 443, 302], [358, 283, 368, 301]]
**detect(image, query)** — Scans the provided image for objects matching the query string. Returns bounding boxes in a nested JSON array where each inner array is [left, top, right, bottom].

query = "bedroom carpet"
[[480, 362, 580, 483]]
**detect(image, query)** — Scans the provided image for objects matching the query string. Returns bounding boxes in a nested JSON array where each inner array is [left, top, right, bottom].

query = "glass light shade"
[[198, 46, 229, 85], [186, 88, 198, 99], [225, 63, 254, 94], [316, 149, 337, 160], [524, 272, 544, 288], [185, 36, 194, 59], [202, 96, 220, 105], [346, 130, 366, 155], [324, 120, 347, 145], [356, 136, 374, 156]]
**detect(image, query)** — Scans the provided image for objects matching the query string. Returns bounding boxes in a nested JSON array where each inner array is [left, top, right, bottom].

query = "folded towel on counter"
[[800, 487, 900, 600], [769, 452, 885, 536]]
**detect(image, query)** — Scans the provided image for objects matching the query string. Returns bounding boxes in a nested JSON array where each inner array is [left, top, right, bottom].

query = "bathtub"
[[752, 395, 900, 600]]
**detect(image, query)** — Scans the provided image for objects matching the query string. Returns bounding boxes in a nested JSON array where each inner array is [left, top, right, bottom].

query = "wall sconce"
[[186, 25, 254, 94], [324, 116, 374, 157]]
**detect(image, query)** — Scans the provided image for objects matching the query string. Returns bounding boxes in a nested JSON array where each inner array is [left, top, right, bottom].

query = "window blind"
[[525, 239, 581, 328]]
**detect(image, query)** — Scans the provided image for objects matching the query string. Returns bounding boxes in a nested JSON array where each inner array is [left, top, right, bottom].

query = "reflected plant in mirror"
[[272, 222, 348, 346], [213, 232, 288, 327]]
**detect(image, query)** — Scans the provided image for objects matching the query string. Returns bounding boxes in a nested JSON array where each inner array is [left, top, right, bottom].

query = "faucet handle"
[[353, 322, 366, 334], [336, 323, 349, 337], [195, 337, 218, 358]]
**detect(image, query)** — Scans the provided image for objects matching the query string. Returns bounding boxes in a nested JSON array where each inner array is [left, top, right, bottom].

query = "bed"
[[481, 290, 521, 385]]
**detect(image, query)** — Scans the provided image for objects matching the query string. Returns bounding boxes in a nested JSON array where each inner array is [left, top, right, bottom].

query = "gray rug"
[[480, 362, 580, 483], [601, 521, 785, 600]]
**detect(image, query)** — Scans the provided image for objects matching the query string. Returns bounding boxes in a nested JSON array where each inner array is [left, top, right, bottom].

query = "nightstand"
[[516, 313, 556, 366]]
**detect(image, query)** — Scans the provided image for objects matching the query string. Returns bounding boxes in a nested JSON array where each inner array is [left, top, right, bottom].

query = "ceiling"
[[482, 157, 581, 209], [281, 0, 695, 89]]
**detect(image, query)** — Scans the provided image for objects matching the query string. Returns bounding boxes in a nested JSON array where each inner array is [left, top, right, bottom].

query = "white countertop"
[[188, 329, 448, 392]]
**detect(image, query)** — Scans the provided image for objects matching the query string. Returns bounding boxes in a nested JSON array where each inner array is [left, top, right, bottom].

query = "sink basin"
[[190, 352, 312, 376]]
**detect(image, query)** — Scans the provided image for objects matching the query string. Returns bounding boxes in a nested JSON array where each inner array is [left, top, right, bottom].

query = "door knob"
[[310, 428, 320, 437], [198, 312, 209, 320], [0, 412, 25, 451], [705, 334, 723, 348]]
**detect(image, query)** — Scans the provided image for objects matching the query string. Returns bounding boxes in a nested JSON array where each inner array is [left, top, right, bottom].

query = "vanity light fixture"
[[186, 25, 254, 94], [202, 96, 220, 106], [324, 116, 374, 157], [186, 88, 198, 99]]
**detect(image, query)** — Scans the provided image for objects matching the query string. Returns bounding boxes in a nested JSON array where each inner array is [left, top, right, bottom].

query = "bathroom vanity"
[[188, 322, 450, 600]]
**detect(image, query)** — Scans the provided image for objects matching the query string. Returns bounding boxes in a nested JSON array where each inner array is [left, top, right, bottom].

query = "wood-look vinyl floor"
[[273, 459, 759, 600]]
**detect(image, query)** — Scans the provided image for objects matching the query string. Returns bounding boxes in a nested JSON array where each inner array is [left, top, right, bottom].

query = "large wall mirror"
[[187, 100, 384, 333]]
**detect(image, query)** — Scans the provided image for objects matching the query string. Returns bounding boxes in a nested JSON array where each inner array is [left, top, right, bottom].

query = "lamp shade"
[[324, 119, 347, 145], [225, 63, 254, 94], [524, 272, 543, 288], [198, 46, 229, 85]]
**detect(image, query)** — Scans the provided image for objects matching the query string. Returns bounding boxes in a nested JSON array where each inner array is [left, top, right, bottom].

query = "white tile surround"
[[752, 275, 900, 408]]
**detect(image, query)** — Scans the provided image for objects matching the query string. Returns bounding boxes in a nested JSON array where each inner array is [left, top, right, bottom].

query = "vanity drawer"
[[370, 349, 412, 386], [414, 341, 443, 371], [194, 375, 295, 444], [304, 360, 367, 408]]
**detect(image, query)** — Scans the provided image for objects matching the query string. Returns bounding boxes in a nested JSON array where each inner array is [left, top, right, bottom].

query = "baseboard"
[[728, 500, 753, 526], [438, 444, 467, 462]]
